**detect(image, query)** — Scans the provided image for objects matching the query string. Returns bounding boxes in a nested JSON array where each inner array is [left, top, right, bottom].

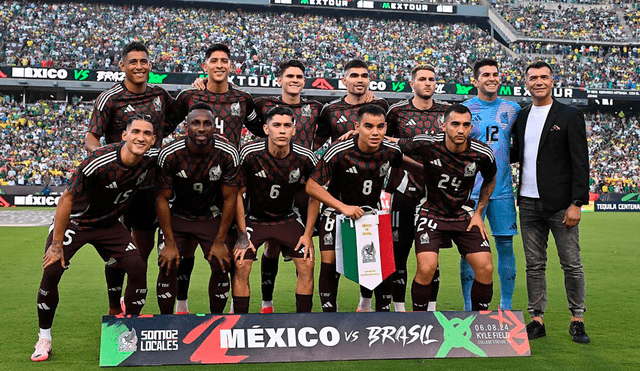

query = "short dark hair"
[[525, 60, 553, 76], [473, 58, 499, 79], [344, 59, 368, 72], [411, 65, 436, 81], [278, 60, 305, 77], [188, 103, 213, 113], [265, 106, 294, 124], [443, 104, 471, 122], [357, 104, 386, 122], [205, 44, 231, 60], [121, 42, 149, 61], [125, 114, 154, 130]]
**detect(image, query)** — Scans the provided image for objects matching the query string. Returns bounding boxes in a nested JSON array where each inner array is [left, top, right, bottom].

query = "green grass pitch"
[[1, 212, 638, 370]]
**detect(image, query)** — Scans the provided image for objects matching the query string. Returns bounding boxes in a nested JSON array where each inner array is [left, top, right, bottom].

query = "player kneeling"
[[32, 116, 157, 361], [233, 106, 319, 313]]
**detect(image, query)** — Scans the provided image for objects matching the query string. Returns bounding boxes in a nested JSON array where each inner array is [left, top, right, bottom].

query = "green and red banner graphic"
[[335, 212, 395, 290], [100, 311, 530, 366]]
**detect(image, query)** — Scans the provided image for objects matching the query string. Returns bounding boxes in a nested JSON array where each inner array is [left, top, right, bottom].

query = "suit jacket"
[[512, 99, 589, 212]]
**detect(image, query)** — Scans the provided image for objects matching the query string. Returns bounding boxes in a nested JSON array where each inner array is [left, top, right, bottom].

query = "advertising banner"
[[4, 66, 627, 99], [594, 201, 640, 212], [100, 311, 530, 366]]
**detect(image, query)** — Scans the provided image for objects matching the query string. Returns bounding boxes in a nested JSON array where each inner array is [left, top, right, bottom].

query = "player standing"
[[233, 106, 319, 313], [385, 65, 450, 312], [314, 59, 389, 311], [306, 104, 402, 312], [460, 58, 521, 310], [155, 104, 240, 314], [395, 104, 497, 311], [168, 44, 263, 314], [253, 60, 323, 313], [84, 41, 175, 315], [32, 117, 157, 362]]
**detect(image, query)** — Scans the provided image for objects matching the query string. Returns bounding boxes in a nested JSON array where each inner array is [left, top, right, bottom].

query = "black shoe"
[[569, 321, 590, 344], [526, 320, 546, 340]]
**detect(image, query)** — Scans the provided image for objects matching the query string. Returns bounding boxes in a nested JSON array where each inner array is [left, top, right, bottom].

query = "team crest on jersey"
[[500, 111, 509, 129], [419, 233, 430, 245], [324, 232, 334, 245], [136, 170, 148, 185], [289, 168, 301, 183], [464, 162, 477, 177], [209, 165, 222, 181], [153, 96, 162, 112], [379, 161, 390, 178], [301, 104, 311, 117], [361, 242, 376, 263], [118, 329, 138, 352], [230, 102, 241, 116]]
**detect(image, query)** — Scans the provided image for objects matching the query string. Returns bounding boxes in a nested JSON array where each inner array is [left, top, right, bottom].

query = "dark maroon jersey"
[[386, 99, 450, 200], [397, 133, 497, 222], [168, 84, 262, 148], [157, 135, 241, 222], [240, 139, 317, 224], [316, 97, 389, 142], [89, 83, 174, 146], [66, 143, 158, 229], [254, 96, 323, 149], [310, 136, 402, 212]]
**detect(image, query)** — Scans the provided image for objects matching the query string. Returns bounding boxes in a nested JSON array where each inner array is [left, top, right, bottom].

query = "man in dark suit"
[[512, 61, 590, 344]]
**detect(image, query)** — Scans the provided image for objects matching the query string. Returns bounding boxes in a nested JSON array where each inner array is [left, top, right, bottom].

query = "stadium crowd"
[[495, 2, 626, 41], [1, 99, 637, 195], [2, 0, 639, 89]]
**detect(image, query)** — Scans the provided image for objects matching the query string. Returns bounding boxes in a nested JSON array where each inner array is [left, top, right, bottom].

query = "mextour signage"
[[100, 311, 530, 366]]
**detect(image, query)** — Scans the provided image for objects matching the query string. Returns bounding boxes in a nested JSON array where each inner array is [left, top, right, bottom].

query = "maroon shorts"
[[44, 222, 139, 266], [318, 211, 340, 252], [170, 215, 232, 259], [241, 218, 308, 260], [413, 216, 490, 256]]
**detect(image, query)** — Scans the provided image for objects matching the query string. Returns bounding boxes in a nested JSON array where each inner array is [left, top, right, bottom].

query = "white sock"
[[359, 296, 372, 310], [427, 301, 437, 311], [262, 300, 273, 308], [39, 328, 51, 340], [176, 299, 188, 313], [393, 301, 406, 312]]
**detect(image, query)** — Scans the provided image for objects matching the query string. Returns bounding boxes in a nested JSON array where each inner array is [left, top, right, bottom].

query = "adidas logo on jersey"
[[346, 166, 358, 174], [255, 170, 267, 178], [407, 119, 417, 126], [430, 159, 442, 167], [338, 115, 348, 123], [105, 181, 118, 189], [125, 243, 137, 251], [176, 170, 188, 178], [124, 105, 135, 113]]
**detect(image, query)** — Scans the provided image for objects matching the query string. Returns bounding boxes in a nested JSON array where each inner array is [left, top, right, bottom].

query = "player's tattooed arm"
[[233, 187, 255, 263], [306, 178, 364, 220], [296, 197, 320, 261], [209, 185, 238, 271], [466, 175, 496, 240], [156, 188, 180, 275], [43, 190, 75, 269]]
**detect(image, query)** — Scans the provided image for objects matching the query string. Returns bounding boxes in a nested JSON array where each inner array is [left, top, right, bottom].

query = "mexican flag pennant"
[[336, 212, 395, 290]]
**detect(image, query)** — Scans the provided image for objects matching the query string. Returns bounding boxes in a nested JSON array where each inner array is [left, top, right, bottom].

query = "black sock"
[[233, 296, 250, 314], [430, 265, 440, 302], [374, 276, 393, 312], [105, 266, 125, 311], [319, 262, 339, 312], [208, 264, 230, 313], [471, 280, 493, 311], [176, 257, 195, 301], [156, 266, 177, 314], [411, 280, 431, 311], [295, 294, 313, 313], [261, 256, 279, 302]]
